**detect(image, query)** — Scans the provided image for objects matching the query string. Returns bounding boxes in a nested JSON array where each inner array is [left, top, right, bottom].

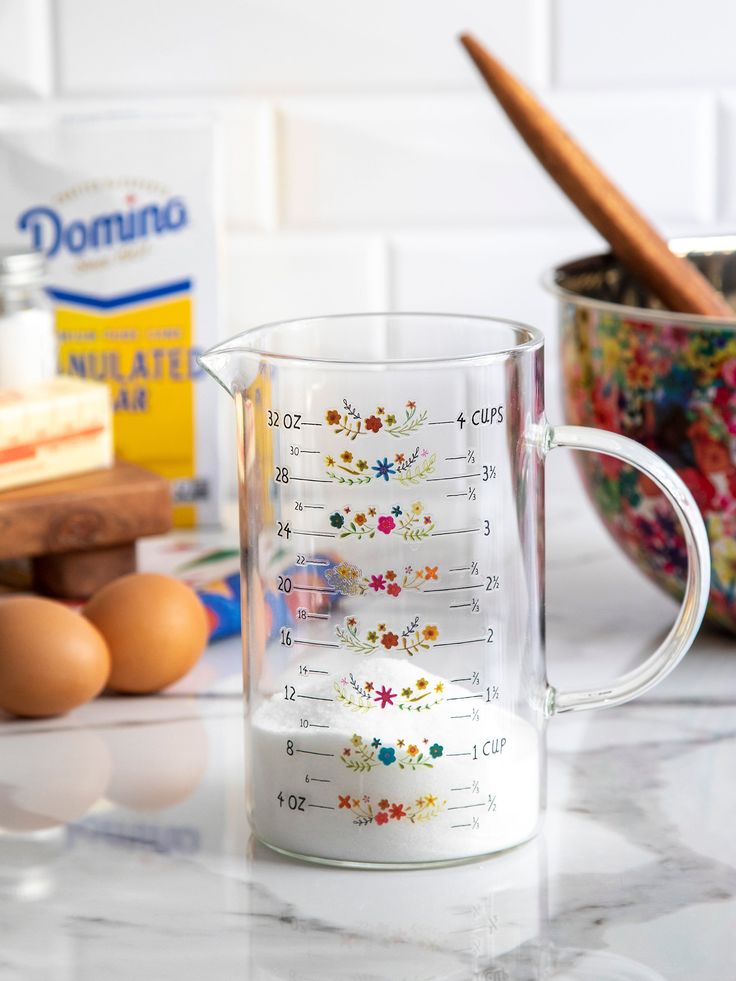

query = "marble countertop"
[[1, 460, 734, 981]]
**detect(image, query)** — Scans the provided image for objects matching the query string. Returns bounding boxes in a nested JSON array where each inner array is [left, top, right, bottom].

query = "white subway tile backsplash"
[[56, 0, 535, 95], [717, 96, 736, 222], [390, 227, 605, 417], [0, 0, 52, 97], [219, 102, 276, 229], [554, 0, 736, 88], [224, 233, 387, 336], [279, 93, 713, 228]]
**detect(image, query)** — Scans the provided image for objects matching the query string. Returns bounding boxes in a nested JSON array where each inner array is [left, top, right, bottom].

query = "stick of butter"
[[0, 377, 113, 492]]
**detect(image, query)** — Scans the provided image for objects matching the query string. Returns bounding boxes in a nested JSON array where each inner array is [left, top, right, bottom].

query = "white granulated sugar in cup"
[[250, 656, 540, 866]]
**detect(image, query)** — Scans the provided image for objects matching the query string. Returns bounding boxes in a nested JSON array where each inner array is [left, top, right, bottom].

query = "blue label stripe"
[[47, 278, 192, 311]]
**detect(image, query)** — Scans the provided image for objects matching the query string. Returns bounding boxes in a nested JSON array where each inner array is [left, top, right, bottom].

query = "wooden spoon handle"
[[460, 33, 733, 318]]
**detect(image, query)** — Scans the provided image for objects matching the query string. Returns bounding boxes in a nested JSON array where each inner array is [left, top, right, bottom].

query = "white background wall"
[[2, 0, 735, 491]]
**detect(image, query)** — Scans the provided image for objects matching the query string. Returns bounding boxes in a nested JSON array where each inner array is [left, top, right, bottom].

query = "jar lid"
[[0, 247, 45, 288]]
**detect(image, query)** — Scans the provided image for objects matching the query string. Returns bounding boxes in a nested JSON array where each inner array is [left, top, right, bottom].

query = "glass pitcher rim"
[[199, 311, 544, 372]]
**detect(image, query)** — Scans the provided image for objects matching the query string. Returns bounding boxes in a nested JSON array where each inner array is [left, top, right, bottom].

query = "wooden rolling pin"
[[459, 33, 733, 318]]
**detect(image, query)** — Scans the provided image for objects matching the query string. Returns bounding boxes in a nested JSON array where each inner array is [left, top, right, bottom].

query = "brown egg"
[[84, 573, 209, 694], [0, 596, 110, 718]]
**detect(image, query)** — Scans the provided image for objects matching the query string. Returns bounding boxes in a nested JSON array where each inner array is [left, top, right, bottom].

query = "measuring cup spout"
[[197, 348, 234, 396], [198, 332, 267, 395]]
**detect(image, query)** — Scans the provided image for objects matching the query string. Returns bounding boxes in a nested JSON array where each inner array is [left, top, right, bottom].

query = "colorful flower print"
[[333, 673, 445, 713], [324, 445, 437, 486], [340, 734, 443, 773], [561, 300, 736, 631], [337, 793, 446, 827], [325, 398, 428, 439], [335, 616, 440, 656], [330, 504, 434, 541]]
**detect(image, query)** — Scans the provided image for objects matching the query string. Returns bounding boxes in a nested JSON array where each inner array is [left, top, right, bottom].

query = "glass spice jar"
[[0, 247, 56, 389]]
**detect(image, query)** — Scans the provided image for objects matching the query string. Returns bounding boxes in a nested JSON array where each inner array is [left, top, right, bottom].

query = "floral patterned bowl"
[[548, 236, 736, 633]]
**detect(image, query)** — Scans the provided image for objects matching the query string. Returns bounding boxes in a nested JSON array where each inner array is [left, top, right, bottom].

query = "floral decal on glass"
[[325, 400, 427, 440], [336, 616, 439, 656], [340, 733, 444, 773], [328, 502, 434, 541], [325, 562, 439, 598], [323, 446, 437, 486], [337, 793, 446, 827], [334, 672, 445, 712]]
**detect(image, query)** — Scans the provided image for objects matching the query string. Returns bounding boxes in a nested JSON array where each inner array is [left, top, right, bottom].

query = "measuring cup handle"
[[542, 423, 711, 715]]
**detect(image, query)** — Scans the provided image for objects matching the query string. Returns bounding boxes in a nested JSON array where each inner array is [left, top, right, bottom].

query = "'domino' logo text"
[[17, 196, 188, 258]]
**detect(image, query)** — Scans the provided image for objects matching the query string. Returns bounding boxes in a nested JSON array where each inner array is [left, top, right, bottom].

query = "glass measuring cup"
[[200, 313, 710, 869]]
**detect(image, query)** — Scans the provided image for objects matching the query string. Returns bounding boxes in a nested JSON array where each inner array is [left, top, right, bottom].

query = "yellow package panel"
[[174, 503, 197, 528], [56, 297, 195, 477]]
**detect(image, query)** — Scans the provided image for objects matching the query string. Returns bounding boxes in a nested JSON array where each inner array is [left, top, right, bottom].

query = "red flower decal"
[[389, 803, 406, 821], [365, 415, 382, 433], [375, 811, 389, 825], [380, 632, 399, 650], [374, 685, 397, 708], [338, 795, 352, 809]]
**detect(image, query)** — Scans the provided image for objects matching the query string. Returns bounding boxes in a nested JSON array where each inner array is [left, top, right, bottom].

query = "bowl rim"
[[543, 234, 736, 328]]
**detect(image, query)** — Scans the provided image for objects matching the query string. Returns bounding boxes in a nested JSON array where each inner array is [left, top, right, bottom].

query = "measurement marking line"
[[450, 603, 472, 609], [451, 823, 472, 829], [446, 752, 472, 757], [451, 714, 472, 719], [429, 420, 454, 426], [425, 585, 481, 593], [301, 421, 322, 427], [450, 566, 470, 572], [306, 613, 329, 621], [427, 473, 481, 482], [294, 640, 340, 649], [297, 694, 334, 702], [434, 638, 485, 648], [297, 586, 336, 594], [307, 804, 335, 810], [300, 450, 320, 454], [445, 455, 466, 461], [446, 492, 467, 498], [306, 668, 329, 674], [290, 476, 332, 484], [303, 505, 325, 511], [447, 694, 484, 701], [448, 803, 485, 811], [450, 786, 471, 792], [293, 531, 336, 538], [431, 529, 480, 537], [451, 677, 472, 682], [296, 749, 334, 757], [310, 778, 331, 783], [308, 723, 330, 729], [304, 557, 329, 564]]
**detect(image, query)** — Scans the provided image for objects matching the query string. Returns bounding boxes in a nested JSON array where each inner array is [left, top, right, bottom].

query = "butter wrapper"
[[0, 377, 113, 492]]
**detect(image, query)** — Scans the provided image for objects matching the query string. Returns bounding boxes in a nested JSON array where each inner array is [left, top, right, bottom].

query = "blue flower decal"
[[391, 505, 402, 517], [371, 737, 381, 749], [329, 511, 345, 529], [372, 457, 396, 481], [429, 743, 443, 759], [378, 746, 396, 766]]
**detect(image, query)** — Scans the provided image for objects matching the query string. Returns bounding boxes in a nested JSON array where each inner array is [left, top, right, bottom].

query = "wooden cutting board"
[[0, 461, 172, 598]]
